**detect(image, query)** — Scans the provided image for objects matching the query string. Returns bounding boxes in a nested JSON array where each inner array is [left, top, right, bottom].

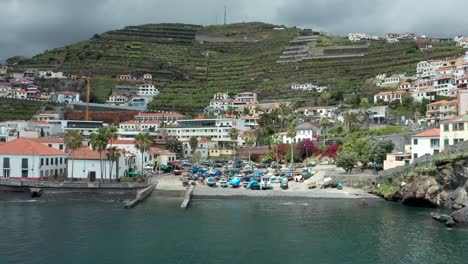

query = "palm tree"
[[279, 101, 289, 130], [135, 132, 154, 174], [90, 131, 107, 181], [359, 98, 371, 130], [64, 130, 83, 180], [343, 112, 359, 132], [245, 134, 256, 168], [286, 124, 297, 165], [319, 117, 331, 144], [104, 127, 118, 180], [107, 146, 121, 180], [270, 133, 282, 164], [228, 128, 239, 168]]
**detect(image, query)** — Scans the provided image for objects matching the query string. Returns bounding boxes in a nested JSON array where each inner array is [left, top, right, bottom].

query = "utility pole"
[[224, 5, 227, 25]]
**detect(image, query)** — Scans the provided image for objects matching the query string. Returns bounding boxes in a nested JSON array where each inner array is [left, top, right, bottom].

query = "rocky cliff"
[[375, 155, 468, 226]]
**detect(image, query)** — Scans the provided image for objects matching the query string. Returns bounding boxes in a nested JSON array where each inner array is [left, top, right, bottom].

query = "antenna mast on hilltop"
[[224, 5, 227, 25]]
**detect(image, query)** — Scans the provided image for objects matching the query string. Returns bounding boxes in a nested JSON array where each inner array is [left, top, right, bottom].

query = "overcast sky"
[[2, 0, 468, 63]]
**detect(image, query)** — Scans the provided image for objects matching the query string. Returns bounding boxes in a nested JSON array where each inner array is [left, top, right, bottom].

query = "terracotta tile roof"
[[56, 91, 76, 96], [436, 75, 454, 80], [31, 121, 50, 125], [374, 90, 407, 96], [413, 128, 440, 138], [136, 112, 183, 117], [142, 120, 160, 124], [442, 114, 468, 123], [0, 138, 66, 155], [29, 138, 64, 144], [108, 139, 135, 145], [120, 120, 139, 125], [149, 147, 175, 155], [198, 138, 213, 143], [427, 99, 458, 106], [68, 146, 111, 160]]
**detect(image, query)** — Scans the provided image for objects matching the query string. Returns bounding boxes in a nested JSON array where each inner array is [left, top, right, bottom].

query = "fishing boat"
[[280, 178, 289, 190], [260, 175, 273, 190], [247, 179, 261, 190], [229, 177, 241, 188], [219, 179, 229, 188], [206, 177, 217, 187]]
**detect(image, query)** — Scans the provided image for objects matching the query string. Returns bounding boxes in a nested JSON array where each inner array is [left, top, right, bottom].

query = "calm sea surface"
[[0, 197, 467, 264]]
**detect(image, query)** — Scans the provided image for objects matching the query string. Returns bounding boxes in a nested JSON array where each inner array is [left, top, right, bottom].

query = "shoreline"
[[191, 186, 381, 200]]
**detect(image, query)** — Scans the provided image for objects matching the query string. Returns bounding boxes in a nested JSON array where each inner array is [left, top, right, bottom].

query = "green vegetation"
[[11, 23, 463, 111], [372, 183, 400, 199], [0, 100, 41, 121]]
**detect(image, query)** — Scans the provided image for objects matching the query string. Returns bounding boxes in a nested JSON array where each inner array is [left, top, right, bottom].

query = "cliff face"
[[394, 158, 468, 209]]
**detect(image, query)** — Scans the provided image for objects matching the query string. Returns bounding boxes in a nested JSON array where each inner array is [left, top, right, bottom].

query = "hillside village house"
[[33, 113, 59, 122], [411, 128, 440, 160], [295, 106, 336, 119], [106, 94, 129, 106], [67, 146, 131, 181], [38, 70, 65, 79], [440, 115, 468, 151], [281, 122, 320, 144], [119, 74, 136, 81], [426, 99, 459, 125], [51, 91, 80, 103], [373, 90, 407, 104], [0, 138, 66, 180], [143, 73, 153, 81], [137, 83, 159, 97]]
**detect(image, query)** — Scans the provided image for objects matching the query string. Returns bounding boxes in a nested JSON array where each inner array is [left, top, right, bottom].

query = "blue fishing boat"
[[206, 177, 217, 187], [247, 179, 261, 190], [229, 177, 241, 188]]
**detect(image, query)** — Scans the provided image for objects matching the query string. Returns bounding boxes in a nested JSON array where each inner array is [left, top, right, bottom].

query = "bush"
[[336, 151, 358, 173]]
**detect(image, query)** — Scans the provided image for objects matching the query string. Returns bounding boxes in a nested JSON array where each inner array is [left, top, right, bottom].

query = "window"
[[413, 153, 418, 159], [60, 158, 63, 164], [51, 158, 54, 165], [48, 144, 52, 148], [46, 158, 49, 166], [454, 123, 465, 131], [413, 139, 418, 145], [444, 139, 449, 146], [3, 158, 10, 178], [59, 144, 64, 150], [21, 158, 28, 177], [41, 158, 44, 166], [430, 139, 440, 148], [443, 124, 449, 132]]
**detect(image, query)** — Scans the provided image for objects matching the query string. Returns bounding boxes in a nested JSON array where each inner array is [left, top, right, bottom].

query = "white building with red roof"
[[411, 128, 440, 160], [373, 90, 407, 104], [67, 146, 132, 181], [0, 137, 67, 180]]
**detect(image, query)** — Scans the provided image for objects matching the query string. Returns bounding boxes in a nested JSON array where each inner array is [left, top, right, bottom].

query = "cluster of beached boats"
[[181, 164, 317, 190]]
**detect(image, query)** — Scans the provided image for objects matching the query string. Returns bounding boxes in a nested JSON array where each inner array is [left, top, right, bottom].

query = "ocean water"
[[0, 197, 467, 264]]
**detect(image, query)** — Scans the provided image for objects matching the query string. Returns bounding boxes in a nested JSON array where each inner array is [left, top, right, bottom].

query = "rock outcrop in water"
[[377, 156, 468, 226]]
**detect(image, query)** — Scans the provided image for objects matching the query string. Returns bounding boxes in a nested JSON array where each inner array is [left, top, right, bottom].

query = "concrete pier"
[[180, 185, 194, 209], [125, 177, 159, 208]]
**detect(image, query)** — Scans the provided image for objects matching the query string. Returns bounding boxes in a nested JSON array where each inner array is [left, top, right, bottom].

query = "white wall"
[[0, 154, 66, 179], [411, 137, 440, 160], [67, 155, 128, 180]]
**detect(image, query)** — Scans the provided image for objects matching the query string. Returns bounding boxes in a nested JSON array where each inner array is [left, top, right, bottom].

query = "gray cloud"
[[1, 0, 468, 63]]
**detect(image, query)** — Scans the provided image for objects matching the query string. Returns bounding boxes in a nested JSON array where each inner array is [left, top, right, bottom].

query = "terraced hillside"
[[13, 22, 464, 111]]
